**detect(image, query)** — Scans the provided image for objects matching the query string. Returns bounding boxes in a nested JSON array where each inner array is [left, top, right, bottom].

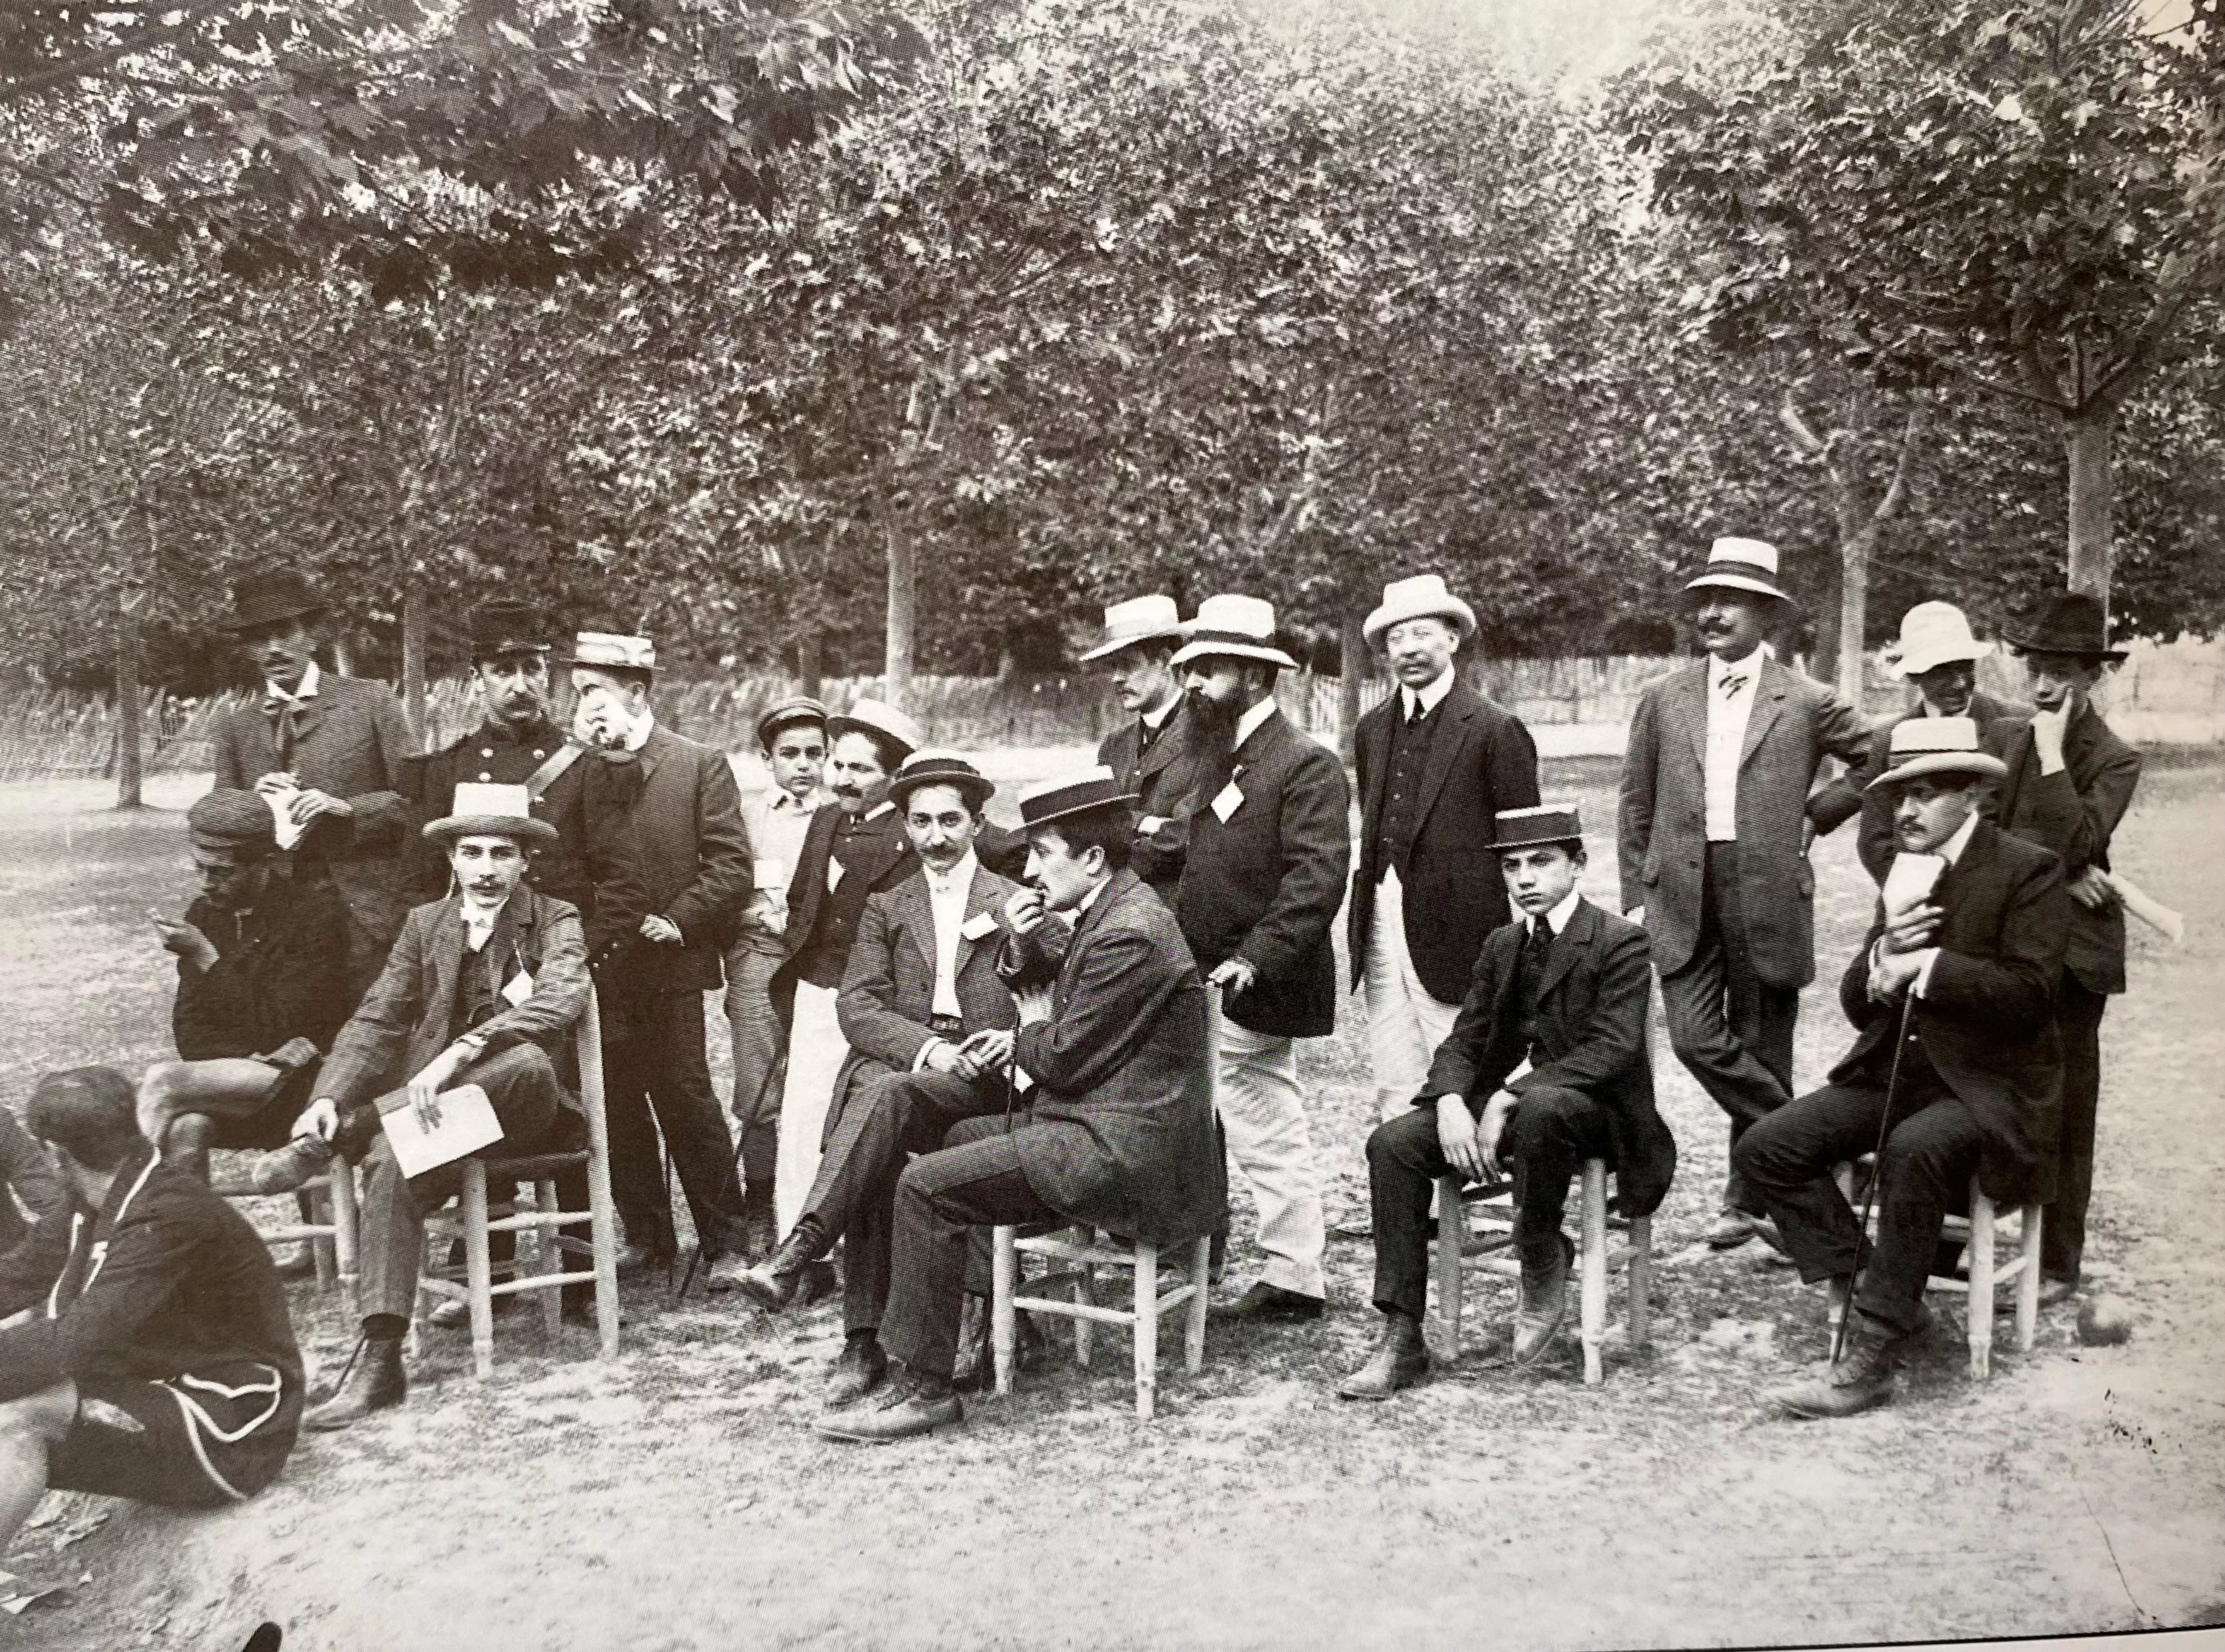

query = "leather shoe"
[[2038, 1274, 2079, 1308], [1512, 1234, 1572, 1368], [740, 1207, 779, 1262], [1766, 1310, 1905, 1419], [1336, 1315, 1429, 1400], [1705, 1209, 1759, 1250], [1212, 1281, 1325, 1322], [428, 1292, 515, 1332], [616, 1240, 675, 1278], [816, 1375, 963, 1443], [305, 1334, 406, 1431], [824, 1333, 888, 1407], [731, 1231, 818, 1311]]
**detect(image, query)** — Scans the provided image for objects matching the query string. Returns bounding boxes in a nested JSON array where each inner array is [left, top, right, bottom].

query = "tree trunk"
[[1837, 527, 1871, 709], [115, 607, 144, 810], [798, 624, 824, 700], [883, 513, 915, 709], [400, 584, 429, 748], [1337, 606, 1368, 762], [2065, 406, 2114, 605]]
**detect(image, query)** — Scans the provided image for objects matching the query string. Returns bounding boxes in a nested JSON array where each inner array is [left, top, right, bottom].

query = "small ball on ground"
[[2077, 1294, 2134, 1346]]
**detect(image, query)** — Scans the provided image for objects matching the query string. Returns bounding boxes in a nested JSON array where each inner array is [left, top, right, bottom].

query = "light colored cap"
[[423, 781, 558, 845], [1883, 602, 1992, 678], [1169, 593, 1299, 671], [1081, 595, 1185, 663], [1684, 537, 1790, 603], [1363, 574, 1477, 648], [567, 632, 657, 673], [1866, 716, 2008, 790], [827, 697, 924, 762]]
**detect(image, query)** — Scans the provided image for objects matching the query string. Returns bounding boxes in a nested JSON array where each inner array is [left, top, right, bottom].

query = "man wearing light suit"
[[1619, 539, 1872, 1248]]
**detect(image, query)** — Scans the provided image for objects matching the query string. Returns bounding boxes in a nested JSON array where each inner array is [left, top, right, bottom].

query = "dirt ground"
[[2, 755, 2222, 1651]]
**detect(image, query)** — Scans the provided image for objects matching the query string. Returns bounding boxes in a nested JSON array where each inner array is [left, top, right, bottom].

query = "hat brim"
[[562, 655, 656, 675], [1683, 573, 1791, 603], [1890, 641, 1991, 677], [1362, 600, 1476, 649], [891, 772, 994, 809], [1866, 752, 2009, 791], [1168, 639, 1299, 671], [225, 600, 325, 633], [422, 815, 560, 845], [1485, 830, 1584, 854], [757, 706, 828, 743], [1022, 790, 1142, 831], [1080, 627, 1185, 664], [826, 716, 919, 759], [2005, 632, 2127, 662]]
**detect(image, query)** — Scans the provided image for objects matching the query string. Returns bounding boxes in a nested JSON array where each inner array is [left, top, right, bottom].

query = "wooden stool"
[[234, 1167, 358, 1310], [1830, 1165, 2042, 1379], [1434, 1160, 1651, 1385], [417, 985, 622, 1379], [989, 1226, 1212, 1420]]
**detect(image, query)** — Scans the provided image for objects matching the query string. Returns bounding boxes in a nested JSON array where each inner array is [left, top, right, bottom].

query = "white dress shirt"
[[1527, 885, 1583, 941], [460, 890, 505, 953], [924, 851, 979, 1021], [1400, 667, 1456, 724], [264, 658, 323, 708], [1704, 648, 1765, 843], [749, 786, 826, 892]]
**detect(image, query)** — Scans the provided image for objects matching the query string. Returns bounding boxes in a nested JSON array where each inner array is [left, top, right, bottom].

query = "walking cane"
[[1829, 988, 1918, 1367]]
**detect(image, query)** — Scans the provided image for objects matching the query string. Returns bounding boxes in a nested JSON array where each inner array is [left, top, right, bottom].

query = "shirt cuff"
[[1912, 948, 1943, 998], [912, 1040, 943, 1074]]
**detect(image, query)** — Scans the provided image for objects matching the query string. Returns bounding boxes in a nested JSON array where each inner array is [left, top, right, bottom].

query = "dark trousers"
[[1734, 1076, 1985, 1335], [881, 1115, 1059, 1382], [1658, 842, 1799, 1213], [2043, 977, 2108, 1283], [603, 989, 745, 1258], [798, 1066, 1006, 1334], [1364, 1086, 1616, 1321]]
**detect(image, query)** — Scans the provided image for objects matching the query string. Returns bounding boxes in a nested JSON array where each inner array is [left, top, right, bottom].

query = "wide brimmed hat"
[[1169, 593, 1299, 671], [1883, 601, 1992, 678], [422, 781, 558, 846], [1081, 595, 1185, 664], [187, 789, 277, 856], [2006, 592, 2127, 661], [1683, 537, 1791, 604], [1363, 574, 1477, 649], [892, 749, 994, 810], [1866, 717, 2008, 790], [1487, 803, 1585, 853], [756, 694, 830, 749], [564, 632, 657, 675], [827, 697, 923, 763], [226, 569, 325, 632], [1018, 767, 1141, 831], [470, 598, 552, 659]]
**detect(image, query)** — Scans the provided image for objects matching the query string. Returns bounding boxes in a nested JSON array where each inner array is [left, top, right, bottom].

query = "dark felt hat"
[[1017, 767, 1140, 831], [2006, 592, 2127, 661], [891, 750, 994, 810], [187, 788, 278, 856], [1487, 803, 1585, 853], [226, 569, 325, 632], [470, 597, 551, 658]]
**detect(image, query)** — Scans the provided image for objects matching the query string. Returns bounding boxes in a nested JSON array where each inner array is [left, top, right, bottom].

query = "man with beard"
[[1086, 595, 1204, 902], [1618, 540, 1872, 1251], [1171, 595, 1351, 1322], [207, 569, 415, 996]]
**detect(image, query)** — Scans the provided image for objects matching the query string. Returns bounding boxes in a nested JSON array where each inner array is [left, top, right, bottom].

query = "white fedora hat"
[[1081, 594, 1185, 663], [1169, 593, 1299, 671], [1362, 574, 1477, 649], [827, 697, 924, 762], [564, 631, 657, 674], [1683, 537, 1791, 603], [1882, 601, 1993, 678], [1866, 716, 2008, 790]]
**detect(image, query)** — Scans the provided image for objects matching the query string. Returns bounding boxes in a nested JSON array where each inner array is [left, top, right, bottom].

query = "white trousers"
[[1217, 1018, 1327, 1299], [774, 980, 847, 1235], [1364, 867, 1465, 1122]]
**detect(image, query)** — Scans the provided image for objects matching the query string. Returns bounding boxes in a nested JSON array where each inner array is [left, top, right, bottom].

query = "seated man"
[[815, 768, 1225, 1443], [735, 752, 1022, 1407], [139, 789, 357, 1181], [0, 1067, 303, 1551], [1738, 719, 2067, 1418], [284, 784, 592, 1430], [1340, 805, 1675, 1398]]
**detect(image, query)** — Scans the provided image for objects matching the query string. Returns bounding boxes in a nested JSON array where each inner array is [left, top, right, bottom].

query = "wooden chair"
[[234, 1168, 358, 1310], [417, 984, 622, 1379], [1434, 1161, 1651, 1385]]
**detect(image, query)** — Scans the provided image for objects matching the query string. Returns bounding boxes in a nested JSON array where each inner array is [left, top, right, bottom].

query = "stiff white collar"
[[924, 849, 979, 896], [1709, 646, 1766, 690], [1937, 809, 1980, 868], [1528, 887, 1582, 939], [620, 706, 657, 753], [1233, 695, 1278, 751], [1401, 668, 1455, 721], [267, 659, 322, 704]]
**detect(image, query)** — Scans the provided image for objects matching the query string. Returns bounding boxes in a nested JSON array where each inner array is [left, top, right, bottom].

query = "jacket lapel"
[[1739, 660, 1787, 769], [896, 873, 938, 977], [1411, 685, 1475, 836], [427, 897, 466, 1025], [636, 724, 667, 786], [954, 868, 1004, 973], [1537, 897, 1595, 1004], [1136, 704, 1184, 782], [1675, 663, 1709, 773], [1057, 869, 1128, 1000]]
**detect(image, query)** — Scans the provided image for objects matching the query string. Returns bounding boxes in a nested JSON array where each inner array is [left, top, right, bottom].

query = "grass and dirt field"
[[2, 755, 2222, 1651]]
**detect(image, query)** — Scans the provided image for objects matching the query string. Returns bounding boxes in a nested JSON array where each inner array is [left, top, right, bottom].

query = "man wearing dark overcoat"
[[1087, 595, 1205, 902], [1618, 538, 1872, 1249], [1349, 574, 1540, 1123]]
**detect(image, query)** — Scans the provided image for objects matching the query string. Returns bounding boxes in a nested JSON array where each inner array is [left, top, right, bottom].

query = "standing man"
[[208, 568, 415, 994], [1997, 592, 2142, 1305], [1618, 539, 1872, 1250], [1349, 574, 1540, 1123], [1086, 595, 1204, 901], [569, 632, 754, 1284], [1172, 595, 1351, 1322], [724, 696, 832, 1256]]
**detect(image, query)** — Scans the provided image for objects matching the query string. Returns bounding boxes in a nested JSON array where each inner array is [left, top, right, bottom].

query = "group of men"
[[0, 541, 2144, 1535]]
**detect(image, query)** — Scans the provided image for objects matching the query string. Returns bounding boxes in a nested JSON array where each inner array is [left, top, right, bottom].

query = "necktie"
[[262, 694, 298, 767], [1719, 669, 1748, 702], [1406, 698, 1424, 731]]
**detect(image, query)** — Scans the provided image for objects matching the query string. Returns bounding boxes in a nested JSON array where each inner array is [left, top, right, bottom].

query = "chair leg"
[[330, 1161, 359, 1318], [1627, 1211, 1652, 1351], [1185, 1235, 1209, 1375], [535, 1180, 564, 1342], [1133, 1243, 1158, 1422], [2014, 1204, 2043, 1354], [309, 1185, 337, 1293], [1579, 1161, 1608, 1386], [991, 1226, 1017, 1398], [1434, 1175, 1463, 1361], [1074, 1233, 1095, 1370], [1966, 1179, 1996, 1382], [462, 1162, 495, 1382]]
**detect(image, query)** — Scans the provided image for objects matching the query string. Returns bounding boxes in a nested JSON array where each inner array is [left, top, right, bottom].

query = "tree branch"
[[0, 0, 243, 106]]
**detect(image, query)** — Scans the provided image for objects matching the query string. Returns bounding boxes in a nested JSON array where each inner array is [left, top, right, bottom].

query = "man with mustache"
[[1618, 540, 1872, 1251], [1086, 595, 1205, 902], [207, 569, 414, 996]]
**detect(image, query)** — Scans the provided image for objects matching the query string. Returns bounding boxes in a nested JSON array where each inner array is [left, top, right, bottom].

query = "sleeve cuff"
[[1912, 948, 1943, 998], [912, 1040, 941, 1074]]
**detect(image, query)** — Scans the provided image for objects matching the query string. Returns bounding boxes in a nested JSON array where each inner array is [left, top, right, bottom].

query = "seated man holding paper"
[[286, 784, 591, 1431], [1736, 719, 2067, 1419]]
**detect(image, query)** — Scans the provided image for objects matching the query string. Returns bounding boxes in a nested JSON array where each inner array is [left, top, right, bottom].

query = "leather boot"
[[1512, 1233, 1573, 1368], [731, 1229, 822, 1312], [816, 1369, 963, 1443], [1765, 1310, 1905, 1419], [1336, 1313, 1429, 1400], [823, 1332, 888, 1408], [305, 1332, 407, 1431], [231, 1135, 333, 1196]]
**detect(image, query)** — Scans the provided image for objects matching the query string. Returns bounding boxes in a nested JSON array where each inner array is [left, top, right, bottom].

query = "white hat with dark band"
[[1683, 537, 1791, 604], [1866, 717, 2008, 790], [1169, 593, 1299, 671]]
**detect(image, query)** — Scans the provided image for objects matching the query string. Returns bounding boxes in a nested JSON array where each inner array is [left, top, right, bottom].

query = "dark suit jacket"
[[1174, 707, 1352, 1038], [1995, 699, 2142, 995], [1831, 819, 2067, 1204], [776, 803, 916, 1003], [1416, 898, 1675, 1218], [173, 872, 356, 1064], [210, 673, 416, 982], [1806, 690, 2029, 883], [1097, 699, 1208, 897], [1006, 868, 1224, 1247], [1617, 656, 1873, 989], [617, 723, 753, 996], [1349, 680, 1540, 1001], [827, 861, 1021, 1134]]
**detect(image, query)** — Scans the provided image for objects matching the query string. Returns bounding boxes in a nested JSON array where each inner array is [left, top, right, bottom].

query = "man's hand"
[[257, 1036, 321, 1072], [405, 1047, 467, 1132], [921, 1040, 968, 1076], [252, 771, 299, 796], [1013, 984, 1055, 1026], [639, 914, 683, 946], [1477, 1090, 1517, 1182], [293, 1098, 339, 1143], [2067, 866, 2119, 912], [1004, 888, 1047, 936], [743, 890, 787, 937], [1881, 901, 1942, 955], [149, 912, 218, 972], [1869, 941, 1926, 1001], [1207, 956, 1258, 997], [286, 788, 353, 825], [2031, 704, 2069, 772], [955, 1029, 1016, 1078], [1436, 1094, 1485, 1182]]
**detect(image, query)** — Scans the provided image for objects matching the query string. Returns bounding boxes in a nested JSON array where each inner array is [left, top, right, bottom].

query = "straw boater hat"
[[1865, 717, 2008, 791], [1683, 537, 1791, 604], [1017, 767, 1141, 830], [1081, 595, 1185, 664], [422, 781, 558, 846], [2006, 592, 2127, 662], [469, 597, 552, 660], [1168, 593, 1299, 671], [187, 789, 279, 858], [891, 749, 994, 810], [564, 631, 657, 675], [1882, 601, 1992, 678], [226, 569, 325, 633], [1362, 574, 1477, 650], [756, 694, 829, 749], [827, 697, 924, 764], [1486, 803, 1586, 854]]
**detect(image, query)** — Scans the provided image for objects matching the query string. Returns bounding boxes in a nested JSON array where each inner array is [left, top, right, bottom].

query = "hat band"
[[1182, 628, 1277, 651]]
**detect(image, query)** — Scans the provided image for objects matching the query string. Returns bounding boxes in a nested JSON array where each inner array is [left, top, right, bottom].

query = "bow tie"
[[1717, 670, 1749, 699]]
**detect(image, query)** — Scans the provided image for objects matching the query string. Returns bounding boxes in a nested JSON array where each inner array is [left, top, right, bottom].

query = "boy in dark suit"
[[1340, 805, 1674, 1397]]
